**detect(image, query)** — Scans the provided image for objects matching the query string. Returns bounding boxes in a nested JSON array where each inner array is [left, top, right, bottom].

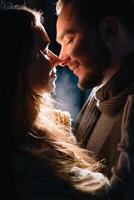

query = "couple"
[[1, 0, 134, 199]]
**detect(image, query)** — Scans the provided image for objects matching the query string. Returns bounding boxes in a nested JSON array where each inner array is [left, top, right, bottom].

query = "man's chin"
[[77, 83, 85, 91]]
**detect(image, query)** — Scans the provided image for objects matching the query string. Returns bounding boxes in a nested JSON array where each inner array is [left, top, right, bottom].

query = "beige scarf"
[[75, 63, 134, 177]]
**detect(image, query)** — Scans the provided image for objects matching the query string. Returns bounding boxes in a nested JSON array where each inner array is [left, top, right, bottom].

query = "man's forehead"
[[58, 2, 74, 22], [56, 0, 87, 43], [56, 3, 77, 40]]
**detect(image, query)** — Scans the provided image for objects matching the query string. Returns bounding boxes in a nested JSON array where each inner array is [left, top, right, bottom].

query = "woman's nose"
[[47, 49, 61, 67]]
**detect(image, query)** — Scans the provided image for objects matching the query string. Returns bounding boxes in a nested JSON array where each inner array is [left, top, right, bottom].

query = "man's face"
[[56, 3, 112, 89]]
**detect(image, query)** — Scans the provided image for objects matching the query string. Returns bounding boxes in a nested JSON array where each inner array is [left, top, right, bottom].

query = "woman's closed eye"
[[36, 46, 48, 59], [36, 43, 49, 59], [36, 50, 48, 61], [39, 50, 49, 60], [43, 44, 49, 55]]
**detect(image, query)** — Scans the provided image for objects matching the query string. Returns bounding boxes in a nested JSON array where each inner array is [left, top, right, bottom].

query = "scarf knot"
[[95, 84, 134, 117]]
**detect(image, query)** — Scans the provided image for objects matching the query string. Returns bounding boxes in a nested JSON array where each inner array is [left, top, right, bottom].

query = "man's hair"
[[56, 0, 70, 15], [56, 0, 134, 34]]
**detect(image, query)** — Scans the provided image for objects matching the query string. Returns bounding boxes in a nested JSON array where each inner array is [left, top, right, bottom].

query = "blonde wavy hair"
[[27, 93, 109, 195]]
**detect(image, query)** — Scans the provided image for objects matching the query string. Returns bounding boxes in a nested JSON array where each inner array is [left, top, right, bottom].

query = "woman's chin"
[[45, 82, 56, 93]]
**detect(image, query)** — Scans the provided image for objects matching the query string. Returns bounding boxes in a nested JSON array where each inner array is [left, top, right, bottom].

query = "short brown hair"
[[56, 0, 71, 15], [56, 0, 134, 35]]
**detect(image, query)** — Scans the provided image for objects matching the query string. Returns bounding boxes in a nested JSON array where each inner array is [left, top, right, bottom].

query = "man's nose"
[[47, 49, 61, 67], [59, 49, 70, 66]]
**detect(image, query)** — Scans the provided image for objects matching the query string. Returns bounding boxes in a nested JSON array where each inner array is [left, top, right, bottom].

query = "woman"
[[0, 4, 109, 199]]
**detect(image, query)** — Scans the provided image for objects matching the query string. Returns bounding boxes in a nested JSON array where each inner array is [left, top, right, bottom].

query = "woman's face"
[[27, 25, 60, 94]]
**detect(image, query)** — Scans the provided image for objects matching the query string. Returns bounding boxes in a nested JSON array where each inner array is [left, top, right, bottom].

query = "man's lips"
[[70, 65, 79, 74]]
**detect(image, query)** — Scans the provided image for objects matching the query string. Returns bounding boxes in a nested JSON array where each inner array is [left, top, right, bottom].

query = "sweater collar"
[[95, 54, 134, 116]]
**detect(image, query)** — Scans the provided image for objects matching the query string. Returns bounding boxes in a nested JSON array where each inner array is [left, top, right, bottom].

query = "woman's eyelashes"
[[40, 50, 49, 61], [43, 43, 50, 55], [36, 50, 47, 61], [43, 48, 48, 55], [36, 45, 48, 59], [35, 49, 47, 59]]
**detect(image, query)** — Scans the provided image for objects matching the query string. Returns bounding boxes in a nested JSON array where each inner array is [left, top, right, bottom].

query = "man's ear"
[[99, 17, 119, 47]]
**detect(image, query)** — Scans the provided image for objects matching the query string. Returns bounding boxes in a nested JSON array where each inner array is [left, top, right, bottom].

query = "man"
[[56, 0, 134, 199]]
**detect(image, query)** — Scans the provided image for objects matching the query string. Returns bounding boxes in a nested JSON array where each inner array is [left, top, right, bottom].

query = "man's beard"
[[78, 41, 113, 90]]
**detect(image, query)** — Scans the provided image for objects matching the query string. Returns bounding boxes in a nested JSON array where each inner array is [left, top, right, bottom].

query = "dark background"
[[2, 0, 91, 122]]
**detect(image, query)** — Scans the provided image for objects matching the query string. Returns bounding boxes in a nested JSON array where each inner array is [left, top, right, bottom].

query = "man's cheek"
[[71, 44, 85, 58]]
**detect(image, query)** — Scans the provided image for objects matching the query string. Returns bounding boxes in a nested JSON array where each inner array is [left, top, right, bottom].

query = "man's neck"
[[102, 65, 121, 85]]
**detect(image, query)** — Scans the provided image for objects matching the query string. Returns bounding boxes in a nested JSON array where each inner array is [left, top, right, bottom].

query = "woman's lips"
[[49, 70, 57, 81], [49, 67, 57, 77]]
